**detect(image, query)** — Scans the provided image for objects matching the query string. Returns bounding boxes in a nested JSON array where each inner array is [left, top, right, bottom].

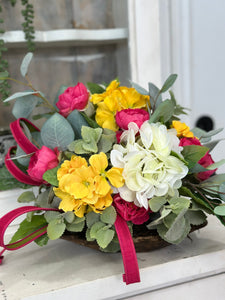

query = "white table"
[[1, 195, 225, 300]]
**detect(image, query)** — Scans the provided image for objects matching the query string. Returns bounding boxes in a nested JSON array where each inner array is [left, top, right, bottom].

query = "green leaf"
[[4, 91, 41, 103], [100, 206, 117, 225], [201, 128, 223, 139], [148, 82, 162, 108], [90, 221, 105, 239], [86, 228, 95, 241], [64, 211, 75, 223], [34, 234, 49, 247], [20, 52, 33, 77], [0, 165, 30, 191], [219, 182, 225, 201], [168, 197, 190, 215], [203, 140, 223, 152], [10, 215, 47, 243], [147, 207, 172, 229], [149, 99, 175, 123], [86, 211, 100, 228], [73, 216, 85, 224], [18, 191, 36, 203], [12, 93, 39, 119], [182, 145, 209, 169], [26, 211, 34, 222], [66, 220, 85, 232], [149, 196, 167, 212], [44, 211, 61, 223], [15, 146, 31, 167], [160, 74, 178, 93], [47, 219, 66, 240], [206, 159, 225, 170], [0, 71, 9, 82], [43, 166, 60, 186], [67, 110, 89, 139], [131, 81, 149, 95], [96, 228, 115, 249], [87, 82, 105, 94], [214, 205, 225, 216], [41, 113, 75, 151], [97, 130, 116, 153], [185, 210, 207, 225], [100, 240, 120, 253], [80, 111, 100, 128]]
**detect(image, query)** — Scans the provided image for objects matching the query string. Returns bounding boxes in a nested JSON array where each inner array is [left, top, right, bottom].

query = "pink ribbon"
[[0, 206, 59, 264], [114, 215, 140, 284]]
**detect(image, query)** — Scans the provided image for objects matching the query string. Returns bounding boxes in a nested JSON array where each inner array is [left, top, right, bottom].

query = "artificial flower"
[[172, 120, 194, 138], [179, 137, 217, 180], [27, 146, 59, 181], [56, 82, 89, 117], [115, 108, 149, 130], [111, 121, 188, 209], [113, 194, 150, 224]]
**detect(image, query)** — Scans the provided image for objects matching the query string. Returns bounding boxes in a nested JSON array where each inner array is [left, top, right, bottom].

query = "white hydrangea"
[[110, 121, 188, 209]]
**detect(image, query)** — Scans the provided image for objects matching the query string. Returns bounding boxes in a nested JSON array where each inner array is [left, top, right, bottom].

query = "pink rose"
[[28, 146, 59, 182], [115, 108, 149, 130], [56, 82, 89, 117], [179, 137, 216, 181], [113, 194, 150, 225]]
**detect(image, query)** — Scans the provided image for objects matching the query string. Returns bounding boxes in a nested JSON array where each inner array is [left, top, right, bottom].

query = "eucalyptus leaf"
[[20, 52, 33, 77], [4, 91, 41, 103], [181, 145, 209, 169], [214, 205, 225, 216], [160, 74, 178, 93], [203, 140, 223, 152], [18, 191, 36, 203], [80, 111, 100, 128], [147, 207, 172, 229], [15, 146, 31, 167], [67, 110, 89, 139], [41, 113, 75, 150], [47, 219, 66, 240], [131, 81, 149, 95], [201, 128, 223, 139], [206, 159, 225, 170], [12, 94, 39, 119], [219, 182, 225, 201], [149, 99, 175, 123], [148, 82, 162, 108]]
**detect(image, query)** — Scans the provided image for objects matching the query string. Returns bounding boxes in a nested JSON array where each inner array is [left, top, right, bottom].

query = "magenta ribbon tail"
[[114, 215, 140, 284]]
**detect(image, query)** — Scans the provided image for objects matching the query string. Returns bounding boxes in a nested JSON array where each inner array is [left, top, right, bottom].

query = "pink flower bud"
[[56, 82, 89, 117], [27, 146, 59, 182], [115, 108, 149, 130]]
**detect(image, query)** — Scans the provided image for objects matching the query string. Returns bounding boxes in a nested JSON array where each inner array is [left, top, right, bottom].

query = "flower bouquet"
[[1, 53, 225, 284]]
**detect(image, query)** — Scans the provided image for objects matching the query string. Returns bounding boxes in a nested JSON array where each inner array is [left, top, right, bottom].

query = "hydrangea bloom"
[[110, 121, 188, 209]]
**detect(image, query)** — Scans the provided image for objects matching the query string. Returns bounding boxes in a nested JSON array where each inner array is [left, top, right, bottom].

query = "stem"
[[187, 181, 214, 209]]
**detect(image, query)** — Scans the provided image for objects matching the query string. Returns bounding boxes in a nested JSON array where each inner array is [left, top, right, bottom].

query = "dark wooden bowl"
[[61, 222, 207, 253]]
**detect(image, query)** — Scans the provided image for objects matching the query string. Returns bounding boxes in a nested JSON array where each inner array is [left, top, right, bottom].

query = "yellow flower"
[[91, 80, 150, 131], [172, 120, 194, 138], [53, 153, 123, 218]]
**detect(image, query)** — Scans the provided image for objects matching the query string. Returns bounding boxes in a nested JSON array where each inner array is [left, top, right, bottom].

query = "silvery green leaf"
[[181, 145, 208, 169], [63, 211, 75, 223], [90, 221, 105, 239], [131, 81, 149, 95], [67, 110, 89, 139], [147, 207, 172, 229], [100, 206, 117, 225], [148, 82, 162, 108], [160, 74, 178, 93], [86, 211, 100, 228], [12, 94, 39, 119], [219, 182, 225, 201], [41, 113, 75, 150], [96, 228, 115, 249], [4, 91, 40, 103], [86, 228, 95, 241], [203, 140, 223, 152], [66, 221, 85, 232], [168, 197, 190, 215], [190, 163, 207, 173], [44, 211, 61, 223], [206, 159, 225, 170], [18, 191, 36, 203], [214, 205, 225, 216], [47, 219, 66, 240], [201, 128, 223, 138], [185, 210, 207, 226], [149, 196, 167, 212], [191, 127, 210, 142], [73, 216, 85, 224], [20, 52, 33, 77], [149, 99, 175, 123], [15, 146, 31, 167], [31, 131, 44, 148], [100, 241, 120, 253]]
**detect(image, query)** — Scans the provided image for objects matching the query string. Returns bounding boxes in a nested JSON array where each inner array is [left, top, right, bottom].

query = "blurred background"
[[1, 0, 225, 165]]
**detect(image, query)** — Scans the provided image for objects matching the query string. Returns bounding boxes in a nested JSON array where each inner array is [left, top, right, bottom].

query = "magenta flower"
[[56, 82, 89, 117], [115, 108, 149, 130]]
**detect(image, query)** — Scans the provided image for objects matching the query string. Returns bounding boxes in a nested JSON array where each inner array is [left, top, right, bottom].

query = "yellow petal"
[[89, 152, 108, 174], [94, 175, 111, 196], [54, 188, 76, 212], [106, 167, 124, 187]]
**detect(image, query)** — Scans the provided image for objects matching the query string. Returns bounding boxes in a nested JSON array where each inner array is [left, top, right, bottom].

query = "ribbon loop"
[[114, 215, 140, 284]]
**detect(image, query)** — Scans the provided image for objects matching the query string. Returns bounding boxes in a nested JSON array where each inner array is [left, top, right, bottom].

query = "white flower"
[[110, 121, 188, 209]]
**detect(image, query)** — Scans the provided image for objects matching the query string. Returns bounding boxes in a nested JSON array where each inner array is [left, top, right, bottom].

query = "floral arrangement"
[[1, 53, 225, 284]]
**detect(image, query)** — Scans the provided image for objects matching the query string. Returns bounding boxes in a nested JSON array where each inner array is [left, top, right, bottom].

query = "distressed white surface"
[[0, 214, 225, 300]]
